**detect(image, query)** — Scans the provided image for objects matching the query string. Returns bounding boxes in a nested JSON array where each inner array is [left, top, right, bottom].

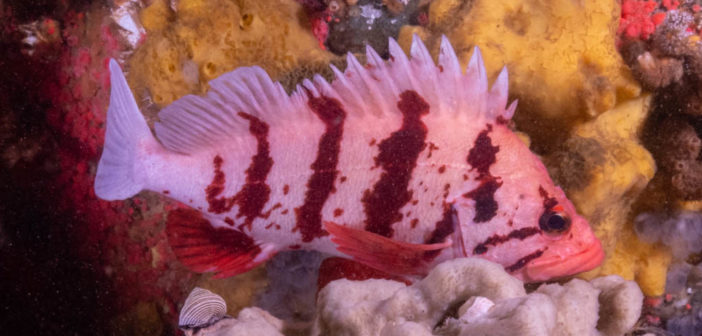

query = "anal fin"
[[324, 221, 451, 276], [166, 208, 276, 278]]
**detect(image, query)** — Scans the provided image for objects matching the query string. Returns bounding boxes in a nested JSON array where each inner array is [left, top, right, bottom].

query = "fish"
[[95, 36, 604, 283]]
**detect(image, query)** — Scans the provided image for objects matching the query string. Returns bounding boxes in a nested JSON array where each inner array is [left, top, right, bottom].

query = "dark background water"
[[0, 1, 116, 334]]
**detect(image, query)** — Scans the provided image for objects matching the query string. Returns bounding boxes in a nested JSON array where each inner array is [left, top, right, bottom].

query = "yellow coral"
[[399, 0, 641, 148], [556, 95, 668, 296], [129, 0, 334, 109]]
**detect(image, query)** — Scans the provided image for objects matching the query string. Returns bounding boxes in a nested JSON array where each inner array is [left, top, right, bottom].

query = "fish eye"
[[539, 211, 571, 234]]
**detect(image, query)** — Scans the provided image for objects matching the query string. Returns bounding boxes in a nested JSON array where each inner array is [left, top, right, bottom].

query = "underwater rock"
[[648, 115, 702, 200], [312, 258, 643, 336], [650, 9, 702, 82], [256, 251, 324, 321], [619, 41, 684, 91], [325, 0, 421, 57], [398, 0, 641, 150], [617, 2, 702, 203], [631, 262, 702, 336]]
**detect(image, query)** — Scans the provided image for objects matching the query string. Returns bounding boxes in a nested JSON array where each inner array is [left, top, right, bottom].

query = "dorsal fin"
[[153, 35, 515, 154], [314, 34, 514, 121], [154, 66, 311, 154]]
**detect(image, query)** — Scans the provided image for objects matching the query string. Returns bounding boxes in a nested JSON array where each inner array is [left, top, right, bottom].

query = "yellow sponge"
[[399, 0, 641, 148], [557, 95, 668, 296], [129, 0, 334, 109]]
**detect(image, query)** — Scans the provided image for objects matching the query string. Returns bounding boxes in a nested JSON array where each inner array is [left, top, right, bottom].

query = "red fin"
[[324, 221, 452, 276], [166, 208, 275, 278]]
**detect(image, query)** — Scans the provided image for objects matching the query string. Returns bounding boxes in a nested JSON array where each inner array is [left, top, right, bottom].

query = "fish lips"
[[522, 239, 605, 283]]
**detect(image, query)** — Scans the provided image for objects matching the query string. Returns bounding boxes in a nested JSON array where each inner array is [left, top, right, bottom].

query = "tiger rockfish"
[[95, 36, 604, 282]]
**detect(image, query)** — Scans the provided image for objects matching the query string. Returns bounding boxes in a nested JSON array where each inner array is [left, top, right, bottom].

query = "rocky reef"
[[177, 258, 644, 336], [3, 0, 702, 334]]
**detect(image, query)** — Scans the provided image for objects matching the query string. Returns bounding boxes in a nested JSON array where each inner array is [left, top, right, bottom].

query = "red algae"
[[35, 5, 190, 332]]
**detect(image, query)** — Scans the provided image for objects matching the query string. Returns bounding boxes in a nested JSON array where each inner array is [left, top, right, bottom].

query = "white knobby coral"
[[178, 258, 644, 336], [312, 258, 643, 336]]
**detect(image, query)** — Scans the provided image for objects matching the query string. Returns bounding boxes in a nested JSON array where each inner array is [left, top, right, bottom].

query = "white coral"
[[312, 258, 643, 336], [178, 258, 644, 336]]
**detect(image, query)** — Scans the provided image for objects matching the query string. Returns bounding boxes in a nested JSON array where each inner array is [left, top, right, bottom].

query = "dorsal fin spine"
[[329, 64, 365, 112], [410, 34, 434, 66], [409, 34, 442, 114], [465, 47, 488, 118], [505, 100, 518, 119], [438, 36, 462, 116], [388, 38, 421, 94], [346, 52, 389, 116], [302, 78, 321, 97], [488, 66, 509, 119], [438, 35, 461, 76], [365, 44, 401, 98], [313, 74, 337, 99]]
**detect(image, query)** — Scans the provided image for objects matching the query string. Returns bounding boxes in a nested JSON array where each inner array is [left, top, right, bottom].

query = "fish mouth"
[[523, 239, 604, 282]]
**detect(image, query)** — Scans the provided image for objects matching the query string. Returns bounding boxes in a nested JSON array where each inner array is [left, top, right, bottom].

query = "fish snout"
[[522, 238, 604, 282]]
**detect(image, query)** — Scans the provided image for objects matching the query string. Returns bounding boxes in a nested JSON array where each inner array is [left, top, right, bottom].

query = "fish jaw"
[[520, 234, 604, 282]]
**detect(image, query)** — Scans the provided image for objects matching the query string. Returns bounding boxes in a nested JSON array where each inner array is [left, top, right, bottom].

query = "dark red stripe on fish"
[[424, 205, 457, 260], [363, 90, 430, 237], [294, 95, 346, 242], [538, 186, 558, 210], [463, 177, 503, 222], [472, 227, 541, 255], [506, 248, 546, 273], [466, 124, 499, 176], [205, 112, 273, 232]]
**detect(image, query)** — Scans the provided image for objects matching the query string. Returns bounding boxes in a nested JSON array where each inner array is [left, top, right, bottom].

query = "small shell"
[[179, 287, 227, 328], [458, 296, 494, 323]]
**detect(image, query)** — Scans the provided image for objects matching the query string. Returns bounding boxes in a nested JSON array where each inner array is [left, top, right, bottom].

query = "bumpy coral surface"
[[312, 258, 643, 336], [398, 0, 641, 149], [179, 258, 644, 335]]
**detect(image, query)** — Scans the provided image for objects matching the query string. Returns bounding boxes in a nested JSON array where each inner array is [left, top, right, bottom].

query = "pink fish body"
[[95, 36, 603, 282]]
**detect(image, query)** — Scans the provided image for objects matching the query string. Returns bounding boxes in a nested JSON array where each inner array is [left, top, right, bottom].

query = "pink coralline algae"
[[39, 5, 195, 331], [619, 0, 668, 41]]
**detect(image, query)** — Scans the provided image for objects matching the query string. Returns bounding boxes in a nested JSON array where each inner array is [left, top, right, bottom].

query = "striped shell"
[[178, 287, 227, 328]]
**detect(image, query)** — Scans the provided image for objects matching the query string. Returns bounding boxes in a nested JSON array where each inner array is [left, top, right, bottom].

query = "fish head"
[[453, 124, 603, 282]]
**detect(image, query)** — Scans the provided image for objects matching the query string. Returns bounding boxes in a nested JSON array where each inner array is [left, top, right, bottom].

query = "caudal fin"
[[94, 59, 157, 200]]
